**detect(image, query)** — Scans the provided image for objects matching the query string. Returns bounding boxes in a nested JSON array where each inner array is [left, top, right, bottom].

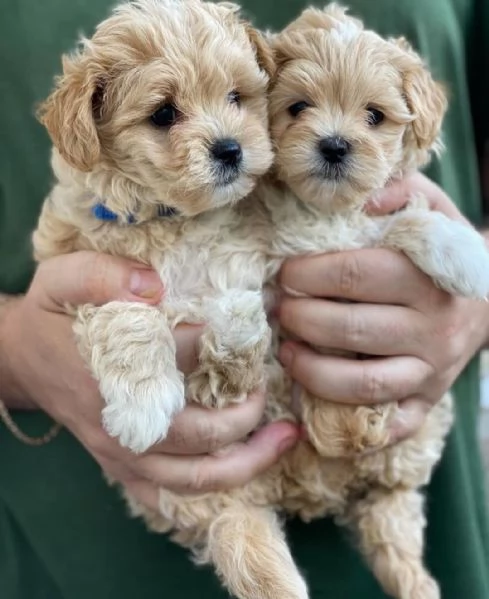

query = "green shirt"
[[0, 1, 488, 597]]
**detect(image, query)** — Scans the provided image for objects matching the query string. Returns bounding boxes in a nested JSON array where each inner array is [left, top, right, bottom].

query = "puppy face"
[[38, 0, 275, 217], [269, 4, 447, 212]]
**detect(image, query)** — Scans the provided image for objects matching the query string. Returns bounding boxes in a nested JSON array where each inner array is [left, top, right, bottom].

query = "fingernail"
[[365, 189, 384, 211], [129, 269, 163, 299], [279, 344, 293, 368], [278, 434, 298, 453]]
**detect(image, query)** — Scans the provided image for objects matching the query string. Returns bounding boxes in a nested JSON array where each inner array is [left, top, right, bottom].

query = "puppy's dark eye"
[[228, 90, 241, 105], [366, 107, 384, 126], [288, 101, 310, 117], [150, 103, 179, 127]]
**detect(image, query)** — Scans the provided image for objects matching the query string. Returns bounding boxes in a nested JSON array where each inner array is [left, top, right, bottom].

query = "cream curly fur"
[[33, 3, 489, 599], [34, 0, 275, 453], [250, 5, 488, 599]]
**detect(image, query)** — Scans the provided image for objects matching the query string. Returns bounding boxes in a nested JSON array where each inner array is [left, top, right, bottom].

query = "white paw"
[[100, 374, 185, 453], [412, 215, 489, 299], [408, 575, 440, 599]]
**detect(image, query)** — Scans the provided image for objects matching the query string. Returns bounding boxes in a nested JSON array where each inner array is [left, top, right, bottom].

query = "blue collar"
[[91, 203, 178, 224]]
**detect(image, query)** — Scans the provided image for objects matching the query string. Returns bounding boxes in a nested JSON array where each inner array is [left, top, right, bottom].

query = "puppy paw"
[[203, 289, 270, 352], [189, 290, 271, 408], [101, 373, 185, 453], [304, 398, 393, 458], [75, 301, 185, 453], [383, 211, 489, 299], [404, 575, 440, 599], [426, 217, 489, 299], [348, 405, 392, 454]]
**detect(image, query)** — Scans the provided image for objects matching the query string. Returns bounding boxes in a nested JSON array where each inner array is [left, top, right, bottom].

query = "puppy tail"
[[200, 504, 309, 599]]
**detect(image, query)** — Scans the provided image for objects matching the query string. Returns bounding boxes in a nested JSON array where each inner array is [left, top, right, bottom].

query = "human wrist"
[[0, 294, 35, 409]]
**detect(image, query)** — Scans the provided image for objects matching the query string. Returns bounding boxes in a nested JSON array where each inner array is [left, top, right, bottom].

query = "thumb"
[[31, 251, 164, 311], [203, 420, 299, 489]]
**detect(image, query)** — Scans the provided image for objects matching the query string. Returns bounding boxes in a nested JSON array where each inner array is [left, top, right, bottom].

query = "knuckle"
[[338, 253, 362, 296], [194, 417, 222, 453], [188, 462, 220, 493], [358, 365, 388, 402], [343, 305, 365, 345], [432, 311, 464, 366]]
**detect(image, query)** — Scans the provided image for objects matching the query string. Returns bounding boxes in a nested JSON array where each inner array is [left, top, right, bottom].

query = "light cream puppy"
[[33, 3, 299, 599], [256, 4, 489, 599], [34, 0, 274, 454]]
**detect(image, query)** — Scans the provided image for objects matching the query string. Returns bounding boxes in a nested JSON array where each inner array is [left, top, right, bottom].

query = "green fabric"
[[1, 0, 488, 597]]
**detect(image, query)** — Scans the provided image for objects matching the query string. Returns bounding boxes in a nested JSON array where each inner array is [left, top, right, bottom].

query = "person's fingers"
[[279, 298, 422, 356], [154, 389, 268, 455], [123, 480, 160, 511], [388, 398, 431, 444], [279, 249, 434, 306], [365, 172, 466, 222], [279, 342, 433, 404], [31, 251, 164, 312], [137, 421, 299, 493]]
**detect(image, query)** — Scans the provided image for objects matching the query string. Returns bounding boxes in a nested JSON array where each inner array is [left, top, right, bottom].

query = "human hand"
[[0, 251, 298, 498], [277, 172, 489, 443]]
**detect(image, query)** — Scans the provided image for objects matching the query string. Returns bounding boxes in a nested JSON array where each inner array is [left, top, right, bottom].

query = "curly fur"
[[34, 0, 275, 453], [246, 5, 489, 599], [33, 3, 489, 599]]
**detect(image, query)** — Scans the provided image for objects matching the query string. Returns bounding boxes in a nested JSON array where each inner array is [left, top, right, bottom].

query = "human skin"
[[278, 172, 489, 443], [0, 251, 299, 496]]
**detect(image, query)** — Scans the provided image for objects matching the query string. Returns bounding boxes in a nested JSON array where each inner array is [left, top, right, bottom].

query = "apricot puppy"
[[34, 0, 274, 454], [255, 4, 489, 599]]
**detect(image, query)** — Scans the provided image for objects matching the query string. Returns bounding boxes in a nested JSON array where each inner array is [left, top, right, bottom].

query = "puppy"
[[34, 0, 274, 453], [255, 4, 489, 599], [33, 3, 309, 598]]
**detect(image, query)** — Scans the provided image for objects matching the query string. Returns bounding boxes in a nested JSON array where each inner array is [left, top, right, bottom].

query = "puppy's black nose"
[[210, 138, 243, 167], [318, 136, 351, 164]]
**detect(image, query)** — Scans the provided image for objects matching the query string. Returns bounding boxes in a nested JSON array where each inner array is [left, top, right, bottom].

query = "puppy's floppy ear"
[[37, 51, 105, 172], [392, 37, 448, 150], [244, 25, 276, 79]]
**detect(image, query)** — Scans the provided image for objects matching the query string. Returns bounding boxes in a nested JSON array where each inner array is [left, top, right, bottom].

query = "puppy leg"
[[204, 504, 309, 599], [74, 301, 184, 453], [187, 289, 270, 408], [345, 488, 439, 599], [127, 487, 308, 599], [303, 392, 395, 457], [380, 207, 489, 299]]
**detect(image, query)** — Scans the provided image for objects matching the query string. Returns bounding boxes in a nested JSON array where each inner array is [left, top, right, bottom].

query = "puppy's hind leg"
[[75, 301, 184, 453], [203, 504, 309, 599], [345, 488, 439, 599]]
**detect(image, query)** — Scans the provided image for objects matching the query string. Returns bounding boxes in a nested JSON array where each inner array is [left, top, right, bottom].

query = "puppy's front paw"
[[383, 211, 489, 299], [101, 373, 184, 453], [407, 575, 440, 599], [75, 301, 185, 453], [425, 216, 489, 299], [188, 290, 271, 408]]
